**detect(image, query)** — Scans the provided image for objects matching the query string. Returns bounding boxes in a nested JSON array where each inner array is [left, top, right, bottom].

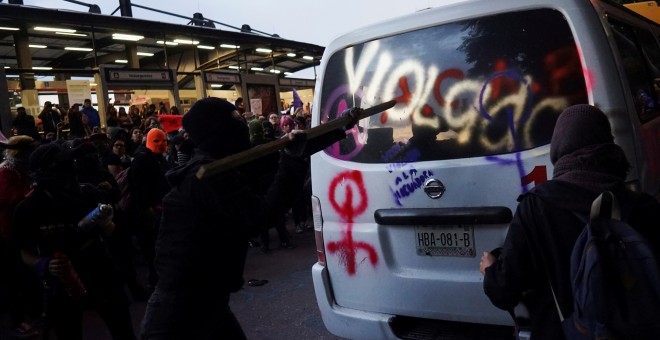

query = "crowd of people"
[[0, 97, 323, 339]]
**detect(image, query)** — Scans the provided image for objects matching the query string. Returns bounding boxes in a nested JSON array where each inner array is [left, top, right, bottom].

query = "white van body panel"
[[311, 0, 660, 338]]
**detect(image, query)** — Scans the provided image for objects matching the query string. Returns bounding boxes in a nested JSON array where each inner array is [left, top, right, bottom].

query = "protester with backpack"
[[479, 104, 660, 339]]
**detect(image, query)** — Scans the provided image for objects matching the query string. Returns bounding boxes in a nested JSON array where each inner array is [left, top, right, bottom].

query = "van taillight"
[[311, 195, 326, 266]]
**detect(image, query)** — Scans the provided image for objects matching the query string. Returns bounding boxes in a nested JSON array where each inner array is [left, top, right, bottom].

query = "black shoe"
[[260, 246, 271, 254], [247, 279, 269, 287]]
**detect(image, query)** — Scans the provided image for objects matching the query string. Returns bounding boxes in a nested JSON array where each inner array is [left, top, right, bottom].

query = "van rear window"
[[319, 9, 587, 163]]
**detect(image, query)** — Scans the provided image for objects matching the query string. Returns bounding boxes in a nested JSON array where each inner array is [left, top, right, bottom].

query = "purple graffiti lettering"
[[390, 168, 434, 206]]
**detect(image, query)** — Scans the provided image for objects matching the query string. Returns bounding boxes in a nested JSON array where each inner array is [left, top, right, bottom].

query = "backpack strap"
[[590, 191, 620, 221], [517, 193, 566, 322]]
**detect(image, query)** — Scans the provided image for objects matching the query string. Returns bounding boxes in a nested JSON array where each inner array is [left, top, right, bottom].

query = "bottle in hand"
[[52, 252, 87, 299]]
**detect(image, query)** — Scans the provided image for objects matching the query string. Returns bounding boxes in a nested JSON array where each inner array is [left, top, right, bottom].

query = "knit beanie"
[[146, 128, 167, 154], [182, 97, 250, 158], [248, 119, 265, 144], [29, 142, 76, 186], [550, 104, 613, 164]]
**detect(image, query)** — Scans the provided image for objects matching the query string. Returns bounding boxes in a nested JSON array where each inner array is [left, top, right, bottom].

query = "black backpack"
[[557, 191, 660, 339]]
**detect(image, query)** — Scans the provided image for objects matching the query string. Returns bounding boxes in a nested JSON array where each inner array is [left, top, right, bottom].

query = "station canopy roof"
[[0, 3, 324, 80]]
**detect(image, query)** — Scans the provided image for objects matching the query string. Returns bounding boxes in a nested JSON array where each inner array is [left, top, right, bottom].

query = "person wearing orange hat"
[[129, 128, 171, 292], [145, 128, 167, 154]]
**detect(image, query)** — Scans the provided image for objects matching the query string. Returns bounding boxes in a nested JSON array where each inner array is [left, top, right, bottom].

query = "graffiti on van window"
[[327, 170, 378, 276], [389, 166, 435, 206], [322, 40, 581, 192]]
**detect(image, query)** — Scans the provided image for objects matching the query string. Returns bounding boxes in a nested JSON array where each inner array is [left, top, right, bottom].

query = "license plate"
[[415, 225, 475, 257]]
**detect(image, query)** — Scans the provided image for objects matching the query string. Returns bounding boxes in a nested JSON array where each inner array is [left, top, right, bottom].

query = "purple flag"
[[292, 88, 303, 110]]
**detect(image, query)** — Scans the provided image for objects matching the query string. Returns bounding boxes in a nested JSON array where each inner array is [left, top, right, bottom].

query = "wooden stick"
[[196, 99, 396, 179]]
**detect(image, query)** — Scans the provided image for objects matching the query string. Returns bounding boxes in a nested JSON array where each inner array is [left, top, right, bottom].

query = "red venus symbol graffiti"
[[327, 170, 378, 276]]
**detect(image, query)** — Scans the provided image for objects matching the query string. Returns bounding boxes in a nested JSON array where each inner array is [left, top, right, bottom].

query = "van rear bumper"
[[312, 263, 518, 340], [312, 263, 398, 339]]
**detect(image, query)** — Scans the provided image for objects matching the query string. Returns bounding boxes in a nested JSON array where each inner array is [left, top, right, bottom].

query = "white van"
[[310, 0, 660, 339]]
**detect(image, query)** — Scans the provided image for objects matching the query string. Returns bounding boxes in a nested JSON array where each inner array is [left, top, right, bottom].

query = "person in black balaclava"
[[12, 142, 137, 340], [479, 104, 660, 339], [140, 97, 357, 339]]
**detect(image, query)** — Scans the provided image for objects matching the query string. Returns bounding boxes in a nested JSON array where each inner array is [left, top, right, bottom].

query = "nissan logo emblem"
[[423, 178, 446, 199]]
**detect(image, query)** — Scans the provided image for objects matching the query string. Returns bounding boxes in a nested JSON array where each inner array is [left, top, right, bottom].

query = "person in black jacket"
[[129, 128, 170, 290], [13, 143, 136, 340], [479, 104, 660, 339], [139, 97, 355, 339], [12, 107, 40, 141]]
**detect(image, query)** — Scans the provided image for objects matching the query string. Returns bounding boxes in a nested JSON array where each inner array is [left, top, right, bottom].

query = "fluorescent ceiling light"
[[210, 84, 223, 88], [6, 74, 19, 78], [270, 69, 281, 74], [303, 56, 314, 60], [156, 40, 178, 46], [197, 45, 215, 50], [137, 52, 154, 56], [284, 72, 293, 76], [251, 67, 264, 71], [115, 59, 128, 63], [112, 33, 144, 41], [287, 53, 296, 57], [255, 48, 272, 53], [35, 26, 76, 33], [228, 66, 241, 70], [32, 66, 52, 70], [220, 44, 239, 49], [4, 66, 10, 69], [0, 26, 19, 31], [56, 31, 87, 37], [29, 44, 47, 49], [65, 47, 93, 51], [173, 39, 199, 45]]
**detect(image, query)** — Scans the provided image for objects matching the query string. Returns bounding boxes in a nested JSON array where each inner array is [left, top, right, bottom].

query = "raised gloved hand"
[[340, 107, 362, 131], [283, 130, 307, 158]]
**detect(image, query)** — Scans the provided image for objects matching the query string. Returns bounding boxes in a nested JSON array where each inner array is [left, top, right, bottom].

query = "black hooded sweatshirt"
[[483, 180, 660, 339]]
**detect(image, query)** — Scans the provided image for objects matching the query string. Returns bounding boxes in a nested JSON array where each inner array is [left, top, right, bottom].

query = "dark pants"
[[131, 208, 160, 287], [108, 211, 142, 294], [260, 214, 290, 248], [292, 185, 311, 226], [0, 240, 41, 327], [44, 279, 136, 340], [140, 290, 246, 340]]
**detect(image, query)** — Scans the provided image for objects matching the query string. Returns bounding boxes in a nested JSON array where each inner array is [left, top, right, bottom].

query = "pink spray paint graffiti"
[[327, 170, 378, 276]]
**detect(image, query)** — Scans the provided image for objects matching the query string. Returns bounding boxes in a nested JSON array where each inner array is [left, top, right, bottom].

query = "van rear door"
[[312, 7, 588, 327]]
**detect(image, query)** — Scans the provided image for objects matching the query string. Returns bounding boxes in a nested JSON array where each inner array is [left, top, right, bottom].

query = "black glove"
[[340, 107, 362, 131], [283, 131, 307, 158]]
